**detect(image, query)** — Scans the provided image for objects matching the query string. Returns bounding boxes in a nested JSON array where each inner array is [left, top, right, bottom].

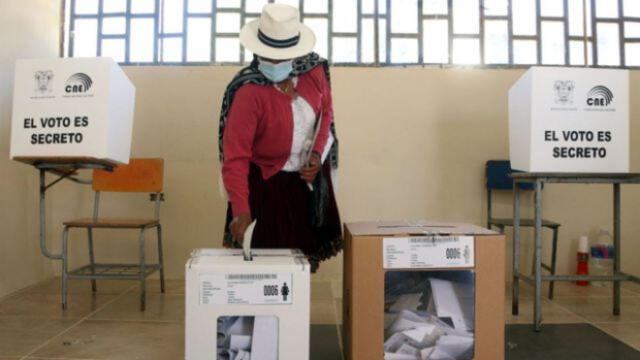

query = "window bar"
[[535, 0, 541, 65], [479, 0, 485, 65], [356, 0, 363, 64], [416, 0, 423, 64], [507, 0, 514, 65], [180, 0, 187, 63], [125, 0, 132, 63], [618, 0, 625, 67], [69, 0, 77, 57], [154, 0, 160, 64], [386, 0, 391, 64], [447, 0, 453, 65], [563, 0, 569, 65], [374, 0, 380, 66], [590, 0, 598, 65], [97, 0, 104, 57], [328, 0, 334, 63], [240, 0, 248, 64]]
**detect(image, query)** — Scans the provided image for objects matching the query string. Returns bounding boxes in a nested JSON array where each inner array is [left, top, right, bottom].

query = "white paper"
[[384, 353, 416, 360], [388, 317, 427, 334], [230, 335, 252, 351], [433, 335, 474, 359], [397, 343, 420, 356], [430, 279, 474, 332], [383, 236, 475, 269], [243, 220, 257, 261], [251, 316, 278, 360], [389, 293, 423, 313], [420, 347, 435, 360]]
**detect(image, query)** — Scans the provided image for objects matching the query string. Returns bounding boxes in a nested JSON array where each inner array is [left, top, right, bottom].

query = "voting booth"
[[185, 248, 310, 360], [508, 67, 629, 173], [10, 57, 135, 164], [343, 221, 505, 360]]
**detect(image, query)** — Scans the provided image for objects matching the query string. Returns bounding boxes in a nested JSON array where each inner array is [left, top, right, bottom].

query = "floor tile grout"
[[18, 283, 137, 360], [87, 317, 183, 324]]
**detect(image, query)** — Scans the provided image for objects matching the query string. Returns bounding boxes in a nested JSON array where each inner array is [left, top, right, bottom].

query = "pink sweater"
[[222, 65, 333, 217]]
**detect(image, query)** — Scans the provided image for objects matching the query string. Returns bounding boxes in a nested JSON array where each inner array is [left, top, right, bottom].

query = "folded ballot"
[[382, 271, 475, 360]]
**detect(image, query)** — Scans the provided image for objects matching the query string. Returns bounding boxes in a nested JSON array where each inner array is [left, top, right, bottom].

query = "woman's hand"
[[300, 152, 321, 183], [230, 214, 252, 245]]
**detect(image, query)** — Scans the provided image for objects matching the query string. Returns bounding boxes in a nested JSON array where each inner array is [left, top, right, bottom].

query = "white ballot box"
[[185, 248, 310, 360], [10, 57, 135, 164], [508, 67, 629, 173]]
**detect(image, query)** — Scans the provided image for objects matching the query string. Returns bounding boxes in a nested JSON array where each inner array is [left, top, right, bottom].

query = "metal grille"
[[63, 0, 640, 68]]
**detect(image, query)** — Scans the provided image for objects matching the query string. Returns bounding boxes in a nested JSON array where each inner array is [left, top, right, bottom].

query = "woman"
[[218, 4, 341, 271]]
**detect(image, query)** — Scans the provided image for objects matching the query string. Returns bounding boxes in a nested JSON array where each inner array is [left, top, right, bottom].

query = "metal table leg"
[[534, 179, 543, 331], [40, 169, 63, 260], [613, 183, 621, 316], [512, 181, 521, 315]]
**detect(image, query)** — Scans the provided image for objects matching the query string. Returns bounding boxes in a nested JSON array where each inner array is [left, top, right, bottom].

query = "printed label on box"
[[199, 273, 293, 305], [383, 236, 475, 269]]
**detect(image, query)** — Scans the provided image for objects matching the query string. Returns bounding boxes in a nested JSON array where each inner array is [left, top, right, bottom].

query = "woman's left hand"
[[300, 152, 321, 183]]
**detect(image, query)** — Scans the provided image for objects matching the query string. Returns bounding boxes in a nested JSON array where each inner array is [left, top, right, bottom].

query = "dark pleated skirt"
[[224, 162, 342, 272]]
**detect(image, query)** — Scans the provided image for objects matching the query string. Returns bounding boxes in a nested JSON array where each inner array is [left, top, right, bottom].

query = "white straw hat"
[[239, 4, 316, 60]]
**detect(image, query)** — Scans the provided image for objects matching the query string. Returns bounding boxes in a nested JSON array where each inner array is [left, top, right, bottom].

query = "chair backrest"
[[93, 158, 164, 193], [485, 160, 534, 191], [485, 160, 535, 226]]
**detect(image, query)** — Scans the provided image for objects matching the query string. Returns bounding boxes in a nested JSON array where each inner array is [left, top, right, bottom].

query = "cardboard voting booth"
[[10, 57, 135, 164], [343, 221, 505, 360], [508, 67, 629, 173], [185, 248, 310, 360]]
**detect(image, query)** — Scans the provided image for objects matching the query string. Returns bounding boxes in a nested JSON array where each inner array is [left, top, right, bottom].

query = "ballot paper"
[[217, 316, 278, 360], [383, 271, 475, 359], [389, 293, 423, 313], [429, 279, 474, 332], [242, 220, 257, 261]]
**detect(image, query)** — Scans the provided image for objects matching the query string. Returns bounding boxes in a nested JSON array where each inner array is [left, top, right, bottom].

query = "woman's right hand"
[[230, 214, 252, 245]]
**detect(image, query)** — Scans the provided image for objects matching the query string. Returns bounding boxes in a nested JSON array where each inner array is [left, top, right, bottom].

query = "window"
[[63, 0, 639, 67]]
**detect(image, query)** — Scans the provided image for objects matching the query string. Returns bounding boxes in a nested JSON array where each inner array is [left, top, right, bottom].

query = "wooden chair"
[[61, 158, 165, 311]]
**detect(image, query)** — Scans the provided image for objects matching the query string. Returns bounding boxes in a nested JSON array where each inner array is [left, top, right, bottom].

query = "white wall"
[[60, 66, 640, 287], [0, 0, 62, 298]]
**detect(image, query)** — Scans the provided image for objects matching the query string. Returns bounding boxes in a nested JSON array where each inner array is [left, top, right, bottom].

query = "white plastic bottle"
[[590, 228, 614, 288]]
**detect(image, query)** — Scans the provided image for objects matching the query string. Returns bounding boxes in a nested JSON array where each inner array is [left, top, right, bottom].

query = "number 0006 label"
[[199, 273, 293, 305], [383, 236, 475, 269]]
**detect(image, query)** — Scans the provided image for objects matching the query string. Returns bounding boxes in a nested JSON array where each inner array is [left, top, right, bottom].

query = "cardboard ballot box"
[[185, 248, 310, 360], [10, 57, 135, 164], [508, 67, 629, 173], [343, 221, 505, 360]]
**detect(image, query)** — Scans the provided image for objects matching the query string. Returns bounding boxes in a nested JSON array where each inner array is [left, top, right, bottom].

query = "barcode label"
[[384, 236, 474, 269], [226, 274, 277, 280], [409, 236, 459, 244]]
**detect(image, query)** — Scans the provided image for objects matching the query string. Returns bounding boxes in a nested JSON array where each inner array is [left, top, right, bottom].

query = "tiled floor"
[[0, 277, 639, 358], [506, 281, 640, 352]]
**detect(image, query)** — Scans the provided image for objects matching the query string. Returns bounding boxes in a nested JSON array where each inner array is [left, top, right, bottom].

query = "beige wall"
[[0, 0, 62, 298], [59, 66, 640, 287], [2, 0, 639, 296]]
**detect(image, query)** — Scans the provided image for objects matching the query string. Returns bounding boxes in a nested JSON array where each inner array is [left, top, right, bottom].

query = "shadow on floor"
[[311, 325, 342, 360], [506, 323, 640, 360]]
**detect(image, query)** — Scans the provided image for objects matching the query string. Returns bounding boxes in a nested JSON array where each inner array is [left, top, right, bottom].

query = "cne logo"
[[587, 85, 614, 107], [65, 73, 93, 93]]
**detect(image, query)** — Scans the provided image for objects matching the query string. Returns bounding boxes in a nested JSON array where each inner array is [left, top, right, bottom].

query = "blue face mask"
[[258, 58, 293, 83]]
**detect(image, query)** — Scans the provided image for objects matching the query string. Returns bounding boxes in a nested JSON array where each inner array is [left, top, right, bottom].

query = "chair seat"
[[490, 218, 561, 228], [63, 218, 159, 228]]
